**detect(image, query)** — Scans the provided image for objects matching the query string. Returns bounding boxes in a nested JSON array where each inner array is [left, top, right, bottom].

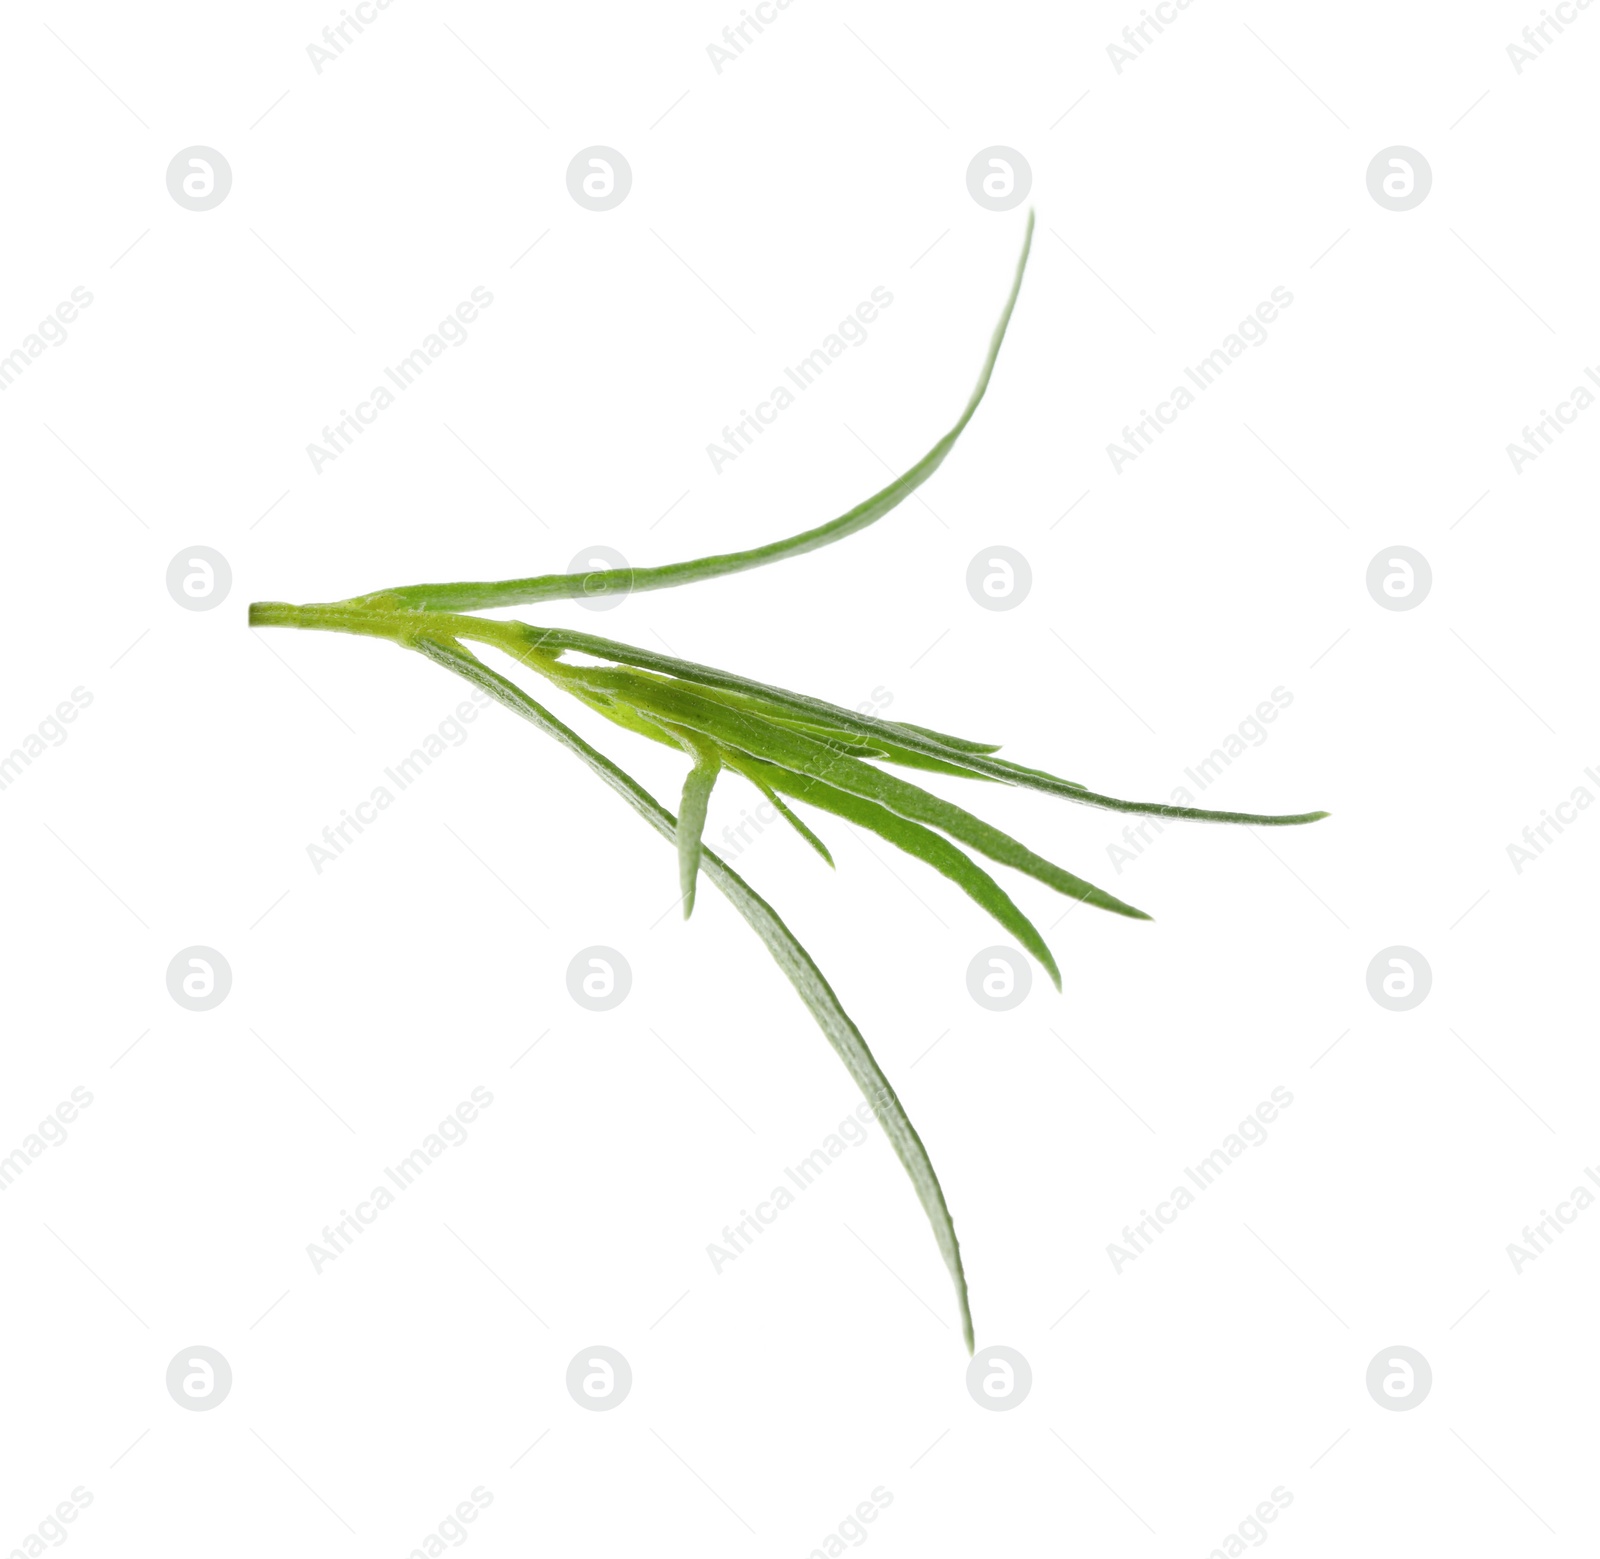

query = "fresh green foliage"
[[671, 728, 721, 919], [343, 213, 1039, 617], [250, 213, 1326, 1353]]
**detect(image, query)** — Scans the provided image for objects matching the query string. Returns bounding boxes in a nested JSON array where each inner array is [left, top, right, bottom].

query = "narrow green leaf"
[[347, 214, 1036, 615], [556, 664, 1153, 923], [717, 754, 835, 868], [890, 722, 1003, 755], [410, 632, 975, 1351], [671, 729, 721, 918], [505, 623, 1326, 827], [726, 748, 1062, 990], [652, 679, 999, 780], [758, 714, 1004, 781], [512, 622, 1060, 780]]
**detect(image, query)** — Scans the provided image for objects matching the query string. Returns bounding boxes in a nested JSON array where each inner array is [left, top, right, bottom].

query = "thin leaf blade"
[[561, 666, 1153, 924], [501, 623, 1326, 827], [410, 633, 976, 1352], [352, 214, 1036, 614], [727, 749, 1062, 990], [672, 731, 721, 918]]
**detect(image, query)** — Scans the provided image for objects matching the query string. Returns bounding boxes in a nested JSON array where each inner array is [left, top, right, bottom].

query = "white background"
[[2, 1, 1596, 1554]]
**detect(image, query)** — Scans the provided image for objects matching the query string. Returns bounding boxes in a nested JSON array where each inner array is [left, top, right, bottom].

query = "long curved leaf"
[[410, 633, 977, 1352], [348, 214, 1036, 614]]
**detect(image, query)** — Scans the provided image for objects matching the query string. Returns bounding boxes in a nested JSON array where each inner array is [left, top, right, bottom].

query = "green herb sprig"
[[251, 212, 1326, 1351]]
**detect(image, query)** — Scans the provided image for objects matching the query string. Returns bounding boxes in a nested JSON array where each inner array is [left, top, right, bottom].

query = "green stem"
[[249, 599, 545, 668]]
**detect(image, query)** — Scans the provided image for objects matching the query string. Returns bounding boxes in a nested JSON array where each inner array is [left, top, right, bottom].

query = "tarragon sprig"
[[250, 211, 1326, 1352]]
